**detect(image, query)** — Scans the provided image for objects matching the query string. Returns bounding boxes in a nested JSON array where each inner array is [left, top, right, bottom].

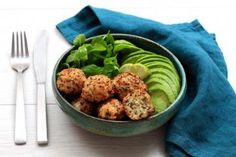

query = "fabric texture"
[[56, 5, 236, 157]]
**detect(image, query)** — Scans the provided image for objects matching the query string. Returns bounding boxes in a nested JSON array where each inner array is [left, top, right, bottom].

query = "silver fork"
[[10, 32, 30, 145]]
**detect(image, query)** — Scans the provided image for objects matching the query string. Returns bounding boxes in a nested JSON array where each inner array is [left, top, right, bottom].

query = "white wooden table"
[[0, 0, 235, 156]]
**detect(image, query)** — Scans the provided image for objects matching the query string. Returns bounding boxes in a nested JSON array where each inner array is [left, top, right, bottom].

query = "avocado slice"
[[126, 50, 154, 57], [114, 39, 135, 46], [151, 92, 170, 113], [144, 62, 180, 82], [113, 42, 140, 54], [138, 53, 180, 79], [136, 56, 171, 66], [148, 68, 180, 94], [135, 54, 174, 66], [146, 62, 179, 78], [145, 74, 178, 98], [121, 50, 154, 63], [147, 82, 172, 113], [121, 53, 148, 65], [147, 77, 176, 103]]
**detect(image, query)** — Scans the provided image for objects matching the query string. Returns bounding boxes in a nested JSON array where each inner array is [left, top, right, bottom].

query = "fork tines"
[[11, 32, 29, 58]]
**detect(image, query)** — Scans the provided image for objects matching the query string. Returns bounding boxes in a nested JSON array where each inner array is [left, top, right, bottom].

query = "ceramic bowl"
[[52, 34, 187, 137]]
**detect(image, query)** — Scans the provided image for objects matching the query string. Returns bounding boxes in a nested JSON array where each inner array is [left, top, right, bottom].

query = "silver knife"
[[33, 30, 48, 144]]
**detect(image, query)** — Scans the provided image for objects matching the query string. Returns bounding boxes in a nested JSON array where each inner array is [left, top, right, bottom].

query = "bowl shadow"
[[68, 120, 167, 157]]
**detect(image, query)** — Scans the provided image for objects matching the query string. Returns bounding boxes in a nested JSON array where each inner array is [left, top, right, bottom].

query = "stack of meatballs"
[[56, 68, 155, 120]]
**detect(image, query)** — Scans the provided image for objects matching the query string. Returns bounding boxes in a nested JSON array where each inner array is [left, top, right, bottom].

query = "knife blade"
[[34, 30, 48, 83], [33, 30, 48, 144]]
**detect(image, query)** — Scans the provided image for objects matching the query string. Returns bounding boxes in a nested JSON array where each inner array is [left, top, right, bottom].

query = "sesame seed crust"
[[113, 72, 147, 99], [81, 75, 113, 103], [123, 90, 155, 120], [71, 96, 94, 115], [56, 68, 86, 95], [97, 98, 125, 120]]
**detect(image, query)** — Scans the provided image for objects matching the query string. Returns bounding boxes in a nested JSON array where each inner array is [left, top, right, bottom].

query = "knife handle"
[[36, 83, 48, 144]]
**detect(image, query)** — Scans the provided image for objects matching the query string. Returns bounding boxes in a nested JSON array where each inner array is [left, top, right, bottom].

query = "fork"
[[10, 32, 30, 145]]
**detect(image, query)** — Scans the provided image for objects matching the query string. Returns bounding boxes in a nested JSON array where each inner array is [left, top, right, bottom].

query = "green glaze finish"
[[52, 34, 187, 137]]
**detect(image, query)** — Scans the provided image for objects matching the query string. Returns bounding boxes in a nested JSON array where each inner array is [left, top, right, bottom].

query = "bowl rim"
[[52, 33, 187, 123]]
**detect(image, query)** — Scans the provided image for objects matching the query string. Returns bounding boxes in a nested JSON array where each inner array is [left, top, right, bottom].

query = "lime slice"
[[119, 63, 151, 80]]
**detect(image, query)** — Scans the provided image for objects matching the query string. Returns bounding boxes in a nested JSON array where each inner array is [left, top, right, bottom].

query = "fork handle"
[[36, 83, 48, 144], [15, 72, 27, 145]]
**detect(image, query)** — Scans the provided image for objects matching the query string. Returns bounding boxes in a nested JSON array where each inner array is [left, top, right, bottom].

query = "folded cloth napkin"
[[57, 5, 236, 157]]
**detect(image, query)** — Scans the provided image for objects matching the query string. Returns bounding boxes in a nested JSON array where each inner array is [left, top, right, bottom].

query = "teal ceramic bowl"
[[52, 34, 187, 137]]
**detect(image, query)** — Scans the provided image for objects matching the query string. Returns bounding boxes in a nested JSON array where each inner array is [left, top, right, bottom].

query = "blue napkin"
[[57, 6, 236, 157]]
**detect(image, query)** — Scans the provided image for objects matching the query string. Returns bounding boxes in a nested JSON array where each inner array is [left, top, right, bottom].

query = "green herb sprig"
[[61, 31, 140, 78]]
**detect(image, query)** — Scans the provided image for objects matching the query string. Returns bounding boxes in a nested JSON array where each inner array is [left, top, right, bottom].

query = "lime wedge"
[[119, 63, 151, 80]]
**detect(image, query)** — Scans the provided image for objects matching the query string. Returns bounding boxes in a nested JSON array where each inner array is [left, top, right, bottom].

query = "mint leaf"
[[77, 46, 88, 61], [62, 32, 124, 78], [66, 50, 79, 64], [91, 36, 107, 47], [103, 56, 120, 77], [82, 64, 103, 76], [73, 34, 86, 46], [102, 64, 119, 78], [65, 45, 88, 68], [91, 43, 107, 52], [104, 31, 114, 45], [104, 56, 119, 68]]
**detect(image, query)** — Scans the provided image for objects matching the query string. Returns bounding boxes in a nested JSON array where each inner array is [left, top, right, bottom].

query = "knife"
[[33, 30, 48, 144]]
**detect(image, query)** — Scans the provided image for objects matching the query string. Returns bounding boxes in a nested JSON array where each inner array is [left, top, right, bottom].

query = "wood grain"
[[0, 105, 167, 157]]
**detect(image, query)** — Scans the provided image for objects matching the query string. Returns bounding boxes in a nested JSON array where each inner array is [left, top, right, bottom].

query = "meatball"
[[71, 97, 94, 115], [56, 68, 86, 95], [97, 99, 125, 120], [81, 75, 113, 103], [123, 90, 155, 120], [113, 72, 148, 99]]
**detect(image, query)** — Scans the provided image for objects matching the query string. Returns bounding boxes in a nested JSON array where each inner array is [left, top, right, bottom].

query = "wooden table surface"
[[0, 0, 235, 156]]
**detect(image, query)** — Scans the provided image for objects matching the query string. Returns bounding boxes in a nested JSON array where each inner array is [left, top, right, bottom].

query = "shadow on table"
[[68, 121, 167, 157]]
